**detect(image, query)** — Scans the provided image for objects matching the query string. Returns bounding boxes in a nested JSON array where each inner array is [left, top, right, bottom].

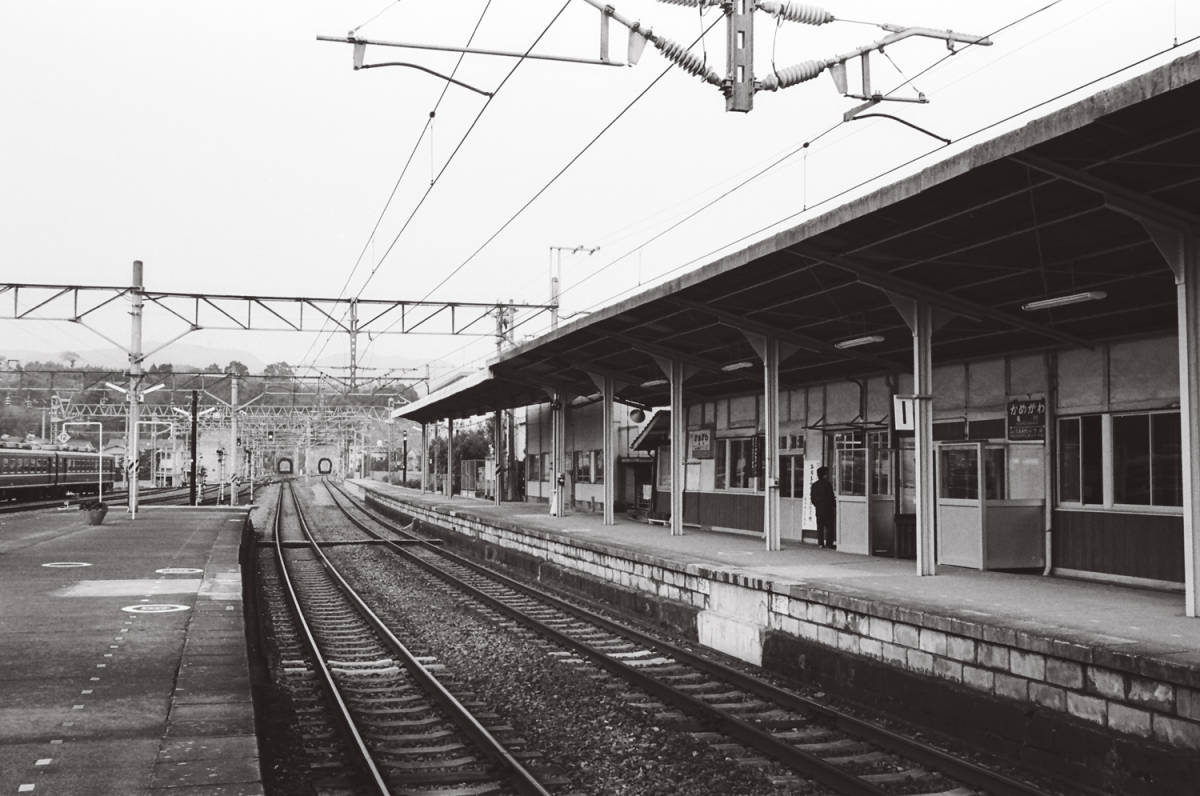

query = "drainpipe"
[[1042, 351, 1058, 576]]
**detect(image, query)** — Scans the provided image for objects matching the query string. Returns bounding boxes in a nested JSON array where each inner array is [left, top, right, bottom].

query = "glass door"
[[936, 442, 985, 568]]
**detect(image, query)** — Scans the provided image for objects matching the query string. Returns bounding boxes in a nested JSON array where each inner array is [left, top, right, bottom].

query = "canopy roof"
[[396, 50, 1200, 424]]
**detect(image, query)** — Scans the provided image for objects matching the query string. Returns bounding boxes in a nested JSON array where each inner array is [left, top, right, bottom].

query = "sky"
[[2, 0, 1198, 382]]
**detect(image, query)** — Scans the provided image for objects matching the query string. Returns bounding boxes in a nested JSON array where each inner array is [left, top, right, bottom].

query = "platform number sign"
[[892, 396, 916, 431], [1007, 396, 1046, 442], [57, 431, 71, 444]]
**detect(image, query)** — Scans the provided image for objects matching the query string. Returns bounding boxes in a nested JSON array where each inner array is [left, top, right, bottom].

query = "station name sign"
[[1006, 396, 1046, 442]]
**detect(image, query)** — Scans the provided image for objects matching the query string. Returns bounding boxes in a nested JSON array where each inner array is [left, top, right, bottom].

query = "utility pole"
[[548, 246, 598, 330], [349, 298, 359, 391], [127, 260, 144, 518], [189, 390, 198, 506], [401, 428, 408, 486]]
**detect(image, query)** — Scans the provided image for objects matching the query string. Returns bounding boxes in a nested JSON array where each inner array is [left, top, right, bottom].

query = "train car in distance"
[[0, 447, 118, 502]]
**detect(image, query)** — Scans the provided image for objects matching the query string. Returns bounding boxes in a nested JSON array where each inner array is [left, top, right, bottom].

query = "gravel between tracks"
[[328, 544, 820, 796]]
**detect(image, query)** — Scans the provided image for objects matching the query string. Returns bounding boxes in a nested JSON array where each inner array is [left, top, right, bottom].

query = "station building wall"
[[628, 334, 1183, 587], [523, 400, 649, 509]]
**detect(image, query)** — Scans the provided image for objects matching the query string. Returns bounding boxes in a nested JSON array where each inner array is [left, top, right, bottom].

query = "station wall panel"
[[1058, 347, 1107, 411], [653, 489, 763, 533], [1008, 353, 1047, 396], [1109, 337, 1178, 409], [1053, 509, 1184, 583]]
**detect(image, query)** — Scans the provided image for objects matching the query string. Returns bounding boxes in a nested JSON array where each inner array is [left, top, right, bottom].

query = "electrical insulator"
[[656, 0, 722, 6], [757, 2, 834, 25], [654, 35, 722, 85], [758, 59, 826, 91]]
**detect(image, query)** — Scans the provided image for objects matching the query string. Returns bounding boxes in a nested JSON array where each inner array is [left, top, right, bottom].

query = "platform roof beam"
[[796, 246, 1093, 349], [1012, 153, 1200, 233], [604, 331, 726, 375], [669, 296, 900, 372]]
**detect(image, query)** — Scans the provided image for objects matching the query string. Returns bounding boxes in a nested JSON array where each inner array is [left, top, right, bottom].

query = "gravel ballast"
[[327, 543, 814, 796]]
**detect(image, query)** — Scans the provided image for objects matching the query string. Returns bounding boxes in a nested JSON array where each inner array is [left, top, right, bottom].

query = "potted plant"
[[80, 500, 109, 526]]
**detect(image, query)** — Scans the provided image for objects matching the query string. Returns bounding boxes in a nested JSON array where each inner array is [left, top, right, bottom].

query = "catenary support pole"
[[127, 260, 143, 519], [229, 374, 239, 507], [189, 390, 198, 506]]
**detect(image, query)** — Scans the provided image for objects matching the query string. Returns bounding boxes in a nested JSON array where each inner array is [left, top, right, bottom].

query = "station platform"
[[353, 479, 1200, 790], [0, 504, 262, 796]]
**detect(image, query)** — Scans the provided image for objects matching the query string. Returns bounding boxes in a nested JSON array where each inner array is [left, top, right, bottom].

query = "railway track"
[[322, 479, 1052, 796], [0, 485, 181, 514], [0, 482, 260, 514], [265, 479, 554, 795]]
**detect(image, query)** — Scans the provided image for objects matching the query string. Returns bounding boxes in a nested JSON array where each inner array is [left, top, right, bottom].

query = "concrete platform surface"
[[358, 482, 1200, 674], [0, 504, 262, 796]]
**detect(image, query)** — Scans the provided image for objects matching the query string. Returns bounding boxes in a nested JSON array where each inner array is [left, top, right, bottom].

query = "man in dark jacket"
[[811, 466, 836, 549]]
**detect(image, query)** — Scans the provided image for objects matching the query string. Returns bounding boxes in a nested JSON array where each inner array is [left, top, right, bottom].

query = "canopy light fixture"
[[640, 378, 668, 388], [1021, 291, 1107, 311], [834, 334, 884, 349], [721, 360, 755, 372]]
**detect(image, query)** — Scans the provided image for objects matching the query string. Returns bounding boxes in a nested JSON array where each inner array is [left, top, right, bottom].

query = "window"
[[868, 430, 891, 496], [940, 446, 978, 499], [1058, 415, 1103, 504], [984, 446, 1006, 500], [1113, 412, 1182, 506], [574, 450, 592, 483], [657, 445, 672, 490], [714, 436, 761, 490], [779, 454, 804, 498], [593, 449, 604, 484], [833, 431, 865, 497], [527, 455, 540, 483]]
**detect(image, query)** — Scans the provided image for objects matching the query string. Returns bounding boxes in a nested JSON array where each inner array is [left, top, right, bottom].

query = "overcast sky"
[[2, 0, 1197, 377]]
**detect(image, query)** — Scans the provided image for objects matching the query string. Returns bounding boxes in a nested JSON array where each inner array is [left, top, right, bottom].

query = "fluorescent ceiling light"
[[721, 361, 755, 372], [834, 334, 884, 349], [640, 378, 668, 387], [1021, 291, 1107, 311]]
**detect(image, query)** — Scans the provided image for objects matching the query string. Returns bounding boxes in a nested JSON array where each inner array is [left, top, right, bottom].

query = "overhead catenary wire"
[[432, 0, 1160, 379], [556, 0, 1064, 304], [296, 0, 500, 376], [349, 0, 574, 323], [358, 11, 726, 365]]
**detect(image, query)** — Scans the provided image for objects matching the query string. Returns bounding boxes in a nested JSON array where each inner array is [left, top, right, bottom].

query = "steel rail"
[[272, 483, 391, 795], [284, 481, 551, 796], [330, 480, 1051, 796], [323, 482, 889, 796]]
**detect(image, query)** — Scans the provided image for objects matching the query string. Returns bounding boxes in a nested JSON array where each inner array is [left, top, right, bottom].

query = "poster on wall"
[[688, 427, 714, 459], [1006, 395, 1046, 442], [802, 460, 819, 530]]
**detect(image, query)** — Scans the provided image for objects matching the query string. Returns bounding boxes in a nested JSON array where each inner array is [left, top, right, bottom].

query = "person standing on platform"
[[811, 466, 836, 549]]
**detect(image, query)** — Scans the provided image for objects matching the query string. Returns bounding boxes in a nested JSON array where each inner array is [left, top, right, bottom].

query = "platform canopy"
[[395, 49, 1200, 424]]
